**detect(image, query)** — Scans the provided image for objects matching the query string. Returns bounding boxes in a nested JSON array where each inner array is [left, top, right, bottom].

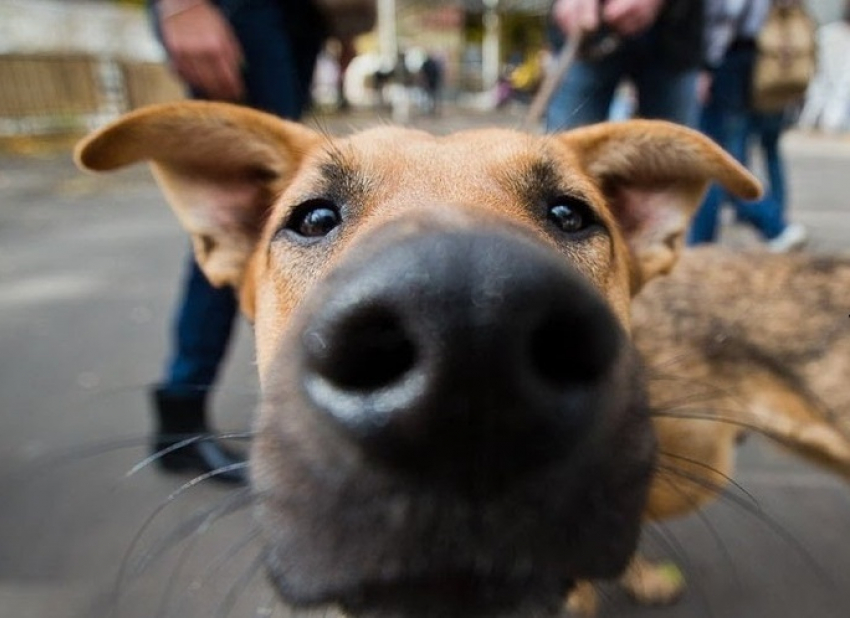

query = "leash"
[[523, 33, 583, 131]]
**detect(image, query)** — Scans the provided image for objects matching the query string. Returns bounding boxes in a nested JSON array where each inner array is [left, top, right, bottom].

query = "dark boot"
[[150, 387, 248, 485]]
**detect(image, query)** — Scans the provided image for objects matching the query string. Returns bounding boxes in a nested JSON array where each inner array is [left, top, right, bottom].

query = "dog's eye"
[[547, 198, 595, 234], [287, 199, 341, 238]]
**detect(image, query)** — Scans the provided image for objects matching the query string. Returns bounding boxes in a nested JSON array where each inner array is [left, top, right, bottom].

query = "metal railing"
[[0, 53, 184, 135]]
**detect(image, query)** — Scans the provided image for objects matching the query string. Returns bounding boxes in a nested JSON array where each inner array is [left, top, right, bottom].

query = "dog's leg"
[[566, 555, 686, 616], [619, 554, 686, 606], [743, 375, 850, 481], [565, 580, 598, 617]]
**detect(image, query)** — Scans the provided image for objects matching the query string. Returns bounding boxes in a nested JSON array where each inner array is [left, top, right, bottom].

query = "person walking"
[[545, 0, 705, 131], [688, 0, 807, 249], [148, 0, 327, 484]]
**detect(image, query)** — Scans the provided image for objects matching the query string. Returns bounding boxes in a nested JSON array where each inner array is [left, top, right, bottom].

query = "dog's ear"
[[559, 120, 762, 292], [75, 101, 320, 290]]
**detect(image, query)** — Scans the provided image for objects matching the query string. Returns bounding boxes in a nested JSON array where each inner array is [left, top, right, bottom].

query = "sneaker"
[[767, 223, 808, 253]]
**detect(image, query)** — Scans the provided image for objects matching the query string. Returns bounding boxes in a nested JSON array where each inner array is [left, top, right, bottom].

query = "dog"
[[563, 246, 850, 614], [74, 100, 760, 618], [639, 246, 850, 510], [615, 246, 850, 605]]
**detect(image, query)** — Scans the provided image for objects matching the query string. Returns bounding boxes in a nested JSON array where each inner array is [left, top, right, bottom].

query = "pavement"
[[1, 105, 850, 618]]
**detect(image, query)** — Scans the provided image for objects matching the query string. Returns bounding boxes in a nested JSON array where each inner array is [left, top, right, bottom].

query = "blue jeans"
[[688, 46, 787, 244], [545, 29, 699, 131], [749, 111, 787, 213], [157, 0, 324, 395]]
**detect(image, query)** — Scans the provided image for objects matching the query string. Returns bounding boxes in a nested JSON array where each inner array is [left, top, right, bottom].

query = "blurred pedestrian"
[[747, 107, 807, 251], [688, 0, 807, 249], [545, 0, 705, 131], [148, 0, 326, 484], [419, 53, 443, 116], [799, 2, 850, 132]]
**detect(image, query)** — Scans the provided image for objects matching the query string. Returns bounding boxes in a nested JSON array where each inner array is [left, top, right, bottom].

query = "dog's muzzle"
[[253, 229, 656, 617]]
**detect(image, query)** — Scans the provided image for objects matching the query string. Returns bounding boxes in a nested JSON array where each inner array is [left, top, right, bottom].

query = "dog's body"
[[638, 245, 850, 519], [76, 101, 761, 617], [571, 246, 850, 611]]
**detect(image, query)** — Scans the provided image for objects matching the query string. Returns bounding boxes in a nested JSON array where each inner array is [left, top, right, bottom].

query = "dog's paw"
[[621, 558, 685, 606], [565, 581, 598, 617]]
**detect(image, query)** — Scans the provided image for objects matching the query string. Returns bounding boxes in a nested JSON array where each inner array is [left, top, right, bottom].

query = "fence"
[[0, 53, 184, 136]]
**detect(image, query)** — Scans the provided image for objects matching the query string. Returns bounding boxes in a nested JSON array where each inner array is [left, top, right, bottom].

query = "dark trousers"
[[155, 0, 324, 395], [689, 45, 787, 244]]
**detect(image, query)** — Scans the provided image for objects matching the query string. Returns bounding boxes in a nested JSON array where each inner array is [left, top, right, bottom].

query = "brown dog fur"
[[564, 247, 850, 612], [75, 101, 762, 617], [639, 247, 850, 513]]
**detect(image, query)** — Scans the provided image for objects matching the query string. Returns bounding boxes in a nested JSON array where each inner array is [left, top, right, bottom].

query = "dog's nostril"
[[529, 314, 618, 387], [308, 308, 418, 391]]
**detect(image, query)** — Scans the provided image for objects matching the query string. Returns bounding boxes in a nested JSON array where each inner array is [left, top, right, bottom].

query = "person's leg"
[[545, 49, 624, 131], [688, 94, 730, 244], [688, 183, 724, 244], [735, 191, 785, 239], [627, 27, 699, 127], [724, 111, 783, 237], [633, 64, 700, 128], [756, 111, 787, 212], [163, 257, 239, 395], [706, 47, 786, 242], [734, 115, 786, 240], [689, 47, 755, 244], [153, 254, 244, 482], [748, 111, 807, 249], [229, 0, 325, 119], [153, 0, 322, 483]]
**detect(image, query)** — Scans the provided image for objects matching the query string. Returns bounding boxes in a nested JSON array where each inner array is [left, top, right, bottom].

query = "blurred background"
[[0, 0, 846, 135], [1, 1, 850, 618]]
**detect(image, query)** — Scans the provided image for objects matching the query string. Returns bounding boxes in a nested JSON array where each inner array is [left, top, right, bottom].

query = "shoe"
[[767, 223, 808, 253], [150, 387, 248, 485]]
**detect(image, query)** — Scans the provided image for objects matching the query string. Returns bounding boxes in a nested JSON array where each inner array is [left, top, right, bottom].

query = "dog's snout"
[[300, 231, 623, 486]]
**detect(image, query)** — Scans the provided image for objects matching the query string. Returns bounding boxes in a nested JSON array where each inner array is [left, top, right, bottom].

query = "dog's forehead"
[[316, 126, 590, 191]]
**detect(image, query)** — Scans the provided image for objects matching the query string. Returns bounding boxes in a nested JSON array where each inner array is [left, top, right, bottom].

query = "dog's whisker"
[[170, 525, 263, 618], [647, 383, 740, 409], [650, 395, 745, 419], [253, 583, 280, 618], [653, 467, 745, 604], [653, 463, 759, 516], [151, 489, 255, 615], [9, 428, 255, 488], [647, 372, 747, 409], [657, 450, 761, 510], [112, 477, 252, 613], [548, 94, 596, 134], [125, 431, 255, 478], [643, 351, 703, 373], [212, 545, 268, 618], [79, 381, 260, 400], [183, 461, 252, 487], [650, 407, 776, 436], [11, 431, 252, 487], [640, 522, 717, 618], [10, 434, 151, 484], [654, 463, 837, 593]]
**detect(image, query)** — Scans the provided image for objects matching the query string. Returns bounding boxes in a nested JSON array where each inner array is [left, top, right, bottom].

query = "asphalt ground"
[[1, 105, 850, 618]]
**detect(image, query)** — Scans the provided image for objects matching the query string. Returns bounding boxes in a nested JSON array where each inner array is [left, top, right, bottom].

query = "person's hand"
[[602, 0, 665, 36], [552, 0, 602, 36], [552, 0, 665, 37], [158, 0, 245, 101], [697, 71, 713, 105]]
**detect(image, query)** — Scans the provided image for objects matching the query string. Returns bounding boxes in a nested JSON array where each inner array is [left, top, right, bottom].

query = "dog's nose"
[[301, 231, 623, 489]]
